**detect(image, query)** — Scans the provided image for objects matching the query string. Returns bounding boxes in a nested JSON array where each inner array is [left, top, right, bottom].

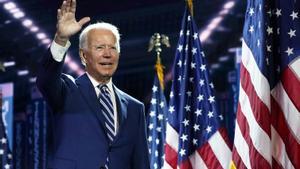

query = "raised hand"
[[55, 0, 90, 46]]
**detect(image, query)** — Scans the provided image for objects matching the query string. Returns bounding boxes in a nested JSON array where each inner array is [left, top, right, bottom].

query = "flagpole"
[[186, 0, 194, 16], [148, 33, 170, 90]]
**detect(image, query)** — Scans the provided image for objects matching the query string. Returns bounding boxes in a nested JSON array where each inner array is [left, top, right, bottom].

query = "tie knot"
[[98, 84, 109, 94]]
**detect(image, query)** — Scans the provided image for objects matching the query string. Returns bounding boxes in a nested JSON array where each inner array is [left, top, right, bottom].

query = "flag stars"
[[194, 109, 202, 116], [182, 119, 189, 126], [197, 94, 204, 102], [219, 114, 224, 120], [209, 82, 214, 89], [208, 111, 214, 118], [156, 127, 162, 132], [177, 60, 182, 67], [169, 106, 175, 113], [285, 47, 294, 56], [201, 51, 205, 57], [257, 39, 260, 47], [200, 64, 206, 71], [156, 138, 160, 145], [158, 114, 164, 121], [189, 77, 194, 83], [152, 85, 158, 92], [4, 164, 10, 169], [193, 33, 198, 40], [266, 26, 273, 35], [267, 10, 272, 16], [180, 134, 188, 142], [177, 45, 183, 52], [267, 45, 272, 52], [185, 45, 189, 51], [0, 149, 4, 155], [153, 163, 157, 169], [178, 75, 182, 81], [170, 91, 174, 98], [249, 25, 254, 33], [180, 30, 184, 36], [151, 98, 157, 105], [193, 124, 200, 131], [199, 79, 205, 86], [193, 139, 198, 145], [148, 136, 153, 142], [191, 62, 196, 69], [208, 95, 215, 103], [186, 91, 192, 97], [249, 7, 254, 16], [179, 149, 186, 156], [206, 126, 212, 133], [188, 16, 191, 21], [149, 111, 156, 117], [159, 101, 165, 108], [184, 105, 191, 112], [290, 11, 299, 20], [186, 30, 190, 36], [148, 123, 154, 130], [192, 48, 197, 55], [155, 150, 159, 157], [288, 29, 296, 38], [275, 8, 282, 17], [1, 138, 7, 144]]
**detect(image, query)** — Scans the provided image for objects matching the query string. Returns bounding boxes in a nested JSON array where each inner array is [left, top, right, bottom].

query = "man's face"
[[80, 29, 119, 83]]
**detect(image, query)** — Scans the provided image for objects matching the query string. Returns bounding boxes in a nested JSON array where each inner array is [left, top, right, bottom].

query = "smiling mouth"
[[99, 63, 113, 66]]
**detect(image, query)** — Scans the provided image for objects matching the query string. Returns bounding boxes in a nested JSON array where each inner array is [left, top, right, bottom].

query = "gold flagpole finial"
[[186, 0, 194, 16], [148, 33, 171, 89]]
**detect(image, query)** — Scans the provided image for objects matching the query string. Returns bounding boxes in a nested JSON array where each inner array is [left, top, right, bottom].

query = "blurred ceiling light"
[[42, 38, 51, 44], [3, 61, 15, 67], [17, 70, 29, 76], [30, 26, 39, 32], [36, 32, 46, 39], [22, 19, 32, 27], [3, 2, 15, 10], [13, 11, 24, 18], [224, 1, 235, 9]]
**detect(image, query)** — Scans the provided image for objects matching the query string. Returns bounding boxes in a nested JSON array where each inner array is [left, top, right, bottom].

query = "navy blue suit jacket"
[[36, 50, 150, 169]]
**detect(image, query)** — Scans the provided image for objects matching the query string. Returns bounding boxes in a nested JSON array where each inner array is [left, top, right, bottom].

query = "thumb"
[[78, 17, 90, 27]]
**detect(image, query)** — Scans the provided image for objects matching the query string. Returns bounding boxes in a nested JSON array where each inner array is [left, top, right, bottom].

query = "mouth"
[[99, 62, 113, 66]]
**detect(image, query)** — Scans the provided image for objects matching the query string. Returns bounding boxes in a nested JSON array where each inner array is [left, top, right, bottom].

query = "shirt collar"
[[86, 72, 113, 92]]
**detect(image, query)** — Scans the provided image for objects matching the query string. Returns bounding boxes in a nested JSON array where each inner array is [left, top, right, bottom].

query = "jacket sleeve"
[[132, 103, 150, 169], [36, 49, 66, 112]]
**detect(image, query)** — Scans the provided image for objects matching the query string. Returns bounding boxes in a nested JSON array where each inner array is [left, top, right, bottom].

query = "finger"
[[70, 0, 76, 13], [65, 0, 71, 12], [78, 17, 91, 27], [60, 0, 67, 16], [57, 9, 62, 20]]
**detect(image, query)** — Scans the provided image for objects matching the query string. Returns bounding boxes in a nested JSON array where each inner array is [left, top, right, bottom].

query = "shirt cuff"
[[50, 40, 71, 62]]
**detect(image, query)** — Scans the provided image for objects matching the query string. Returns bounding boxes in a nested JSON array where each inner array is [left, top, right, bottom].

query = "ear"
[[79, 49, 87, 65]]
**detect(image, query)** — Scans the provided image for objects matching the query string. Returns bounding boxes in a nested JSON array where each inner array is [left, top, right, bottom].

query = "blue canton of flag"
[[163, 6, 231, 169], [231, 0, 300, 168], [147, 74, 168, 169], [0, 90, 13, 169]]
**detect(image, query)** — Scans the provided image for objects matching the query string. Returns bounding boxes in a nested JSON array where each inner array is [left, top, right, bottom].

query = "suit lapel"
[[75, 74, 106, 131], [113, 85, 128, 142]]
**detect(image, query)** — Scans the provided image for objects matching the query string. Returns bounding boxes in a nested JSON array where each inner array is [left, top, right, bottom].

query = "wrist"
[[54, 33, 69, 46]]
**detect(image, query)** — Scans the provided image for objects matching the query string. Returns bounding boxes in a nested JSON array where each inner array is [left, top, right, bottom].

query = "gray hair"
[[79, 22, 121, 53]]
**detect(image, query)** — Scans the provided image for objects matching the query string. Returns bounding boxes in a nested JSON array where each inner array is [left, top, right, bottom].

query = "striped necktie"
[[98, 84, 115, 142]]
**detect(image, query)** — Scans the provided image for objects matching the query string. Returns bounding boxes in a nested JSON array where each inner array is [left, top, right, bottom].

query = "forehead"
[[87, 28, 116, 43]]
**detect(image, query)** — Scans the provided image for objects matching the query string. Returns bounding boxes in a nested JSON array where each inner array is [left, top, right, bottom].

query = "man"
[[36, 0, 150, 168]]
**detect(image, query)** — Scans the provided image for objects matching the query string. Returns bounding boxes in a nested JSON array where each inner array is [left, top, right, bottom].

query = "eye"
[[95, 45, 105, 50]]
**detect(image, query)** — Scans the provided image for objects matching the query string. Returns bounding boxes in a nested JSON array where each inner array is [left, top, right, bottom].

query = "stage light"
[[36, 32, 46, 39], [30, 26, 39, 32], [22, 19, 32, 27], [17, 70, 29, 76], [13, 11, 24, 18], [3, 61, 15, 67], [3, 2, 15, 10], [42, 38, 51, 44]]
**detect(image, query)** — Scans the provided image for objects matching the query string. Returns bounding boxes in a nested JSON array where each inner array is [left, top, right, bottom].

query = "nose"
[[102, 47, 111, 57]]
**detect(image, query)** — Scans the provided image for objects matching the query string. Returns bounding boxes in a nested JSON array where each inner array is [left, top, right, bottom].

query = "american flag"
[[0, 89, 12, 169], [231, 0, 300, 168], [147, 69, 168, 169], [163, 6, 232, 169]]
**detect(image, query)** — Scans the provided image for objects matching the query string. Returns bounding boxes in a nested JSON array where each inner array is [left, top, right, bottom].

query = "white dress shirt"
[[50, 41, 119, 134]]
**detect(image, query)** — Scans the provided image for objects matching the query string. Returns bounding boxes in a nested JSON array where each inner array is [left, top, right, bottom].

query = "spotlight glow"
[[3, 2, 16, 10], [22, 19, 32, 27], [13, 11, 24, 18], [36, 32, 46, 39]]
